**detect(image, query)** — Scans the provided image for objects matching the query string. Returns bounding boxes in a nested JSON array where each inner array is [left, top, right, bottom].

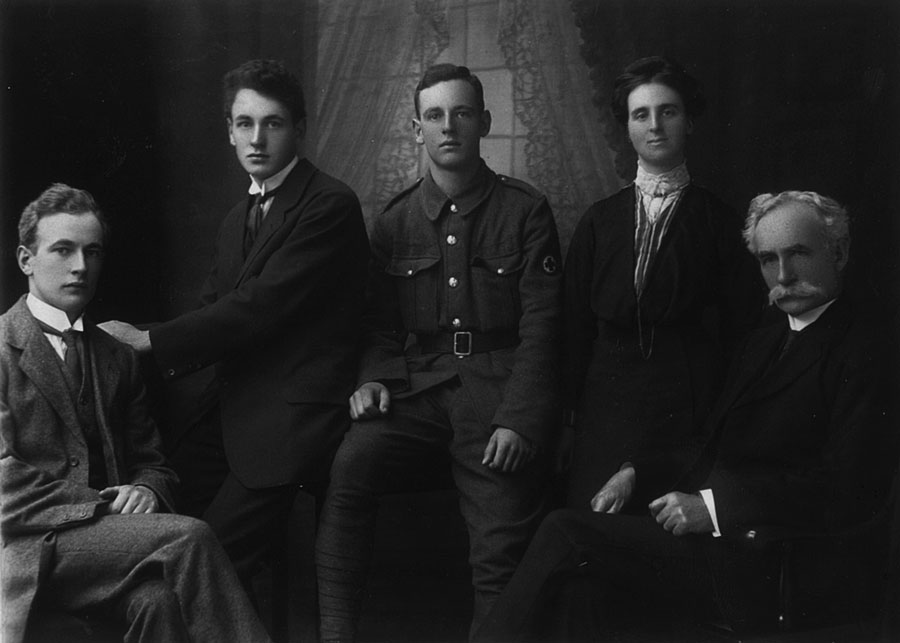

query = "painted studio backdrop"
[[2, 0, 898, 322], [1, 1, 899, 639]]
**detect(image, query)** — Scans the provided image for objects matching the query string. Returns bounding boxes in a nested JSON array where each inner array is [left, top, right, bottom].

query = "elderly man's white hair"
[[743, 190, 850, 253]]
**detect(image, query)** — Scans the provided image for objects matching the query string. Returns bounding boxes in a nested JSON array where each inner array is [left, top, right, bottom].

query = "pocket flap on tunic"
[[386, 256, 441, 277]]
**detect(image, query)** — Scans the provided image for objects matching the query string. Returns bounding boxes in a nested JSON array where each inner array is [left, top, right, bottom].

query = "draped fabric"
[[313, 0, 623, 251], [497, 0, 621, 252], [314, 0, 450, 221]]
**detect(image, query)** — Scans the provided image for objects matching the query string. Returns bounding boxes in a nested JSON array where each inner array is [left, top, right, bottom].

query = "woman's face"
[[626, 82, 691, 174]]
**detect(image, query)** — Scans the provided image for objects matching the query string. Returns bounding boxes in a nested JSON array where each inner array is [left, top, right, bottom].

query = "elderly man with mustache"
[[474, 190, 898, 642]]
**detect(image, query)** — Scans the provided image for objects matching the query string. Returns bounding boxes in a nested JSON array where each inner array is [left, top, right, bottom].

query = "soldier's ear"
[[412, 118, 425, 146], [479, 110, 492, 138]]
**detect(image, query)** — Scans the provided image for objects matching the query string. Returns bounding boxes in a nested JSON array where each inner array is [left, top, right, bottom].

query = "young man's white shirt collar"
[[248, 155, 299, 196], [26, 293, 84, 360]]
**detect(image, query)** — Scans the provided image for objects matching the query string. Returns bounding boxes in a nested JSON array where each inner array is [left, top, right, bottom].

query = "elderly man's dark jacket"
[[149, 159, 369, 488], [358, 162, 562, 445], [638, 297, 897, 533]]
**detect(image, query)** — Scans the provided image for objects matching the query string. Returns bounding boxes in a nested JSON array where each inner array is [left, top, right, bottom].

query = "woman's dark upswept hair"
[[611, 56, 706, 125]]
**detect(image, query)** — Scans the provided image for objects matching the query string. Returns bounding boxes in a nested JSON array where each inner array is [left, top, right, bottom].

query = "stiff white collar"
[[249, 156, 299, 196], [788, 299, 836, 331], [26, 293, 84, 332]]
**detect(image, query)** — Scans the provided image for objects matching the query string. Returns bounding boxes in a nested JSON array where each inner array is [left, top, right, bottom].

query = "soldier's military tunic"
[[316, 161, 562, 640]]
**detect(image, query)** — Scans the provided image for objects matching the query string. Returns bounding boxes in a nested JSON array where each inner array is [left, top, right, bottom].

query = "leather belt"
[[417, 330, 519, 357]]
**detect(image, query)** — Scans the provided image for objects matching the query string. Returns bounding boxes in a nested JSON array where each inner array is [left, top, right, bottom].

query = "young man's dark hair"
[[610, 56, 706, 125], [18, 182, 108, 250], [222, 58, 306, 123], [3, 182, 272, 643], [414, 63, 485, 117], [318, 61, 561, 642], [100, 57, 369, 615]]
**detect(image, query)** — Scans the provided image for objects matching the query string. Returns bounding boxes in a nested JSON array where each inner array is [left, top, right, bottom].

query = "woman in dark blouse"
[[563, 57, 764, 511]]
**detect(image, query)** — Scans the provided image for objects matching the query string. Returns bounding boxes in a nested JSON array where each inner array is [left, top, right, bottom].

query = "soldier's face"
[[17, 212, 104, 322], [413, 79, 491, 173]]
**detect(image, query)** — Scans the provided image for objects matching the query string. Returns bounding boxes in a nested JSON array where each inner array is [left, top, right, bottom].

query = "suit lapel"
[[238, 159, 317, 283], [10, 300, 84, 442], [86, 324, 123, 484], [731, 300, 850, 409], [715, 320, 784, 413]]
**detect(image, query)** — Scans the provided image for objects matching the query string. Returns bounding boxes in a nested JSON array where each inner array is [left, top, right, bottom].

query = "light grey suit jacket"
[[0, 296, 177, 643]]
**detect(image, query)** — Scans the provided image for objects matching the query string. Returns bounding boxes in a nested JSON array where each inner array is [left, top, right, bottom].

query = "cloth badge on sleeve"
[[542, 255, 559, 275]]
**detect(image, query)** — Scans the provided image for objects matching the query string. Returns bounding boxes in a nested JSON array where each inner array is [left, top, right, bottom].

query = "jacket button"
[[448, 277, 458, 288], [452, 318, 461, 328], [497, 267, 505, 274], [450, 204, 458, 213], [168, 369, 176, 377], [68, 456, 79, 467], [446, 235, 457, 245]]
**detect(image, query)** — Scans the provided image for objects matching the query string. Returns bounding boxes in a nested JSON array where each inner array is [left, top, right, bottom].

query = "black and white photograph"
[[1, 1, 898, 642]]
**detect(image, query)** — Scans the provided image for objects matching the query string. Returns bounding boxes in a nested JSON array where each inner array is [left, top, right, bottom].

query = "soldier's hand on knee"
[[349, 381, 391, 420], [483, 427, 535, 473]]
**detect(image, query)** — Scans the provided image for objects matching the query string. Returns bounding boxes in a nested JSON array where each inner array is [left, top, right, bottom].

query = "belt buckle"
[[453, 331, 472, 357]]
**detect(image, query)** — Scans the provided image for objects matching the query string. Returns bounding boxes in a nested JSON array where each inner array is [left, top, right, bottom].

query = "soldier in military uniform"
[[315, 64, 563, 642]]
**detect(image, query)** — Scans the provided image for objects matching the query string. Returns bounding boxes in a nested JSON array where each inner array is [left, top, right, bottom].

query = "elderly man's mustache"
[[768, 281, 826, 305]]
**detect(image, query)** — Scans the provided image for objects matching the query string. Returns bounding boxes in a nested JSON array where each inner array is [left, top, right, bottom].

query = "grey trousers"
[[42, 512, 271, 643]]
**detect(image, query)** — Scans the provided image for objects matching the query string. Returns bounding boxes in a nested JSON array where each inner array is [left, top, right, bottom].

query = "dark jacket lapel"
[[713, 319, 784, 415], [239, 159, 317, 282], [85, 322, 125, 484], [7, 298, 83, 442], [731, 299, 851, 409]]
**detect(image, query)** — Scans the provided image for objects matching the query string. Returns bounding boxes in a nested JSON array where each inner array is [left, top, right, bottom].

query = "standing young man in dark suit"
[[101, 59, 369, 587], [474, 190, 898, 641], [1, 183, 271, 643], [315, 64, 563, 642]]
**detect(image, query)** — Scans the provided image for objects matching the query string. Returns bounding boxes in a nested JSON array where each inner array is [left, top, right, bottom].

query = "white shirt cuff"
[[699, 488, 722, 537]]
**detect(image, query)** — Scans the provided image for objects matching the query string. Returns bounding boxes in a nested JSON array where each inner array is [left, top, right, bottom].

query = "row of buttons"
[[449, 204, 462, 330]]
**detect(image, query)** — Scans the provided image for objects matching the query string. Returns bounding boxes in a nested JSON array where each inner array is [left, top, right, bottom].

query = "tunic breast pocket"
[[386, 255, 441, 329], [471, 251, 526, 328]]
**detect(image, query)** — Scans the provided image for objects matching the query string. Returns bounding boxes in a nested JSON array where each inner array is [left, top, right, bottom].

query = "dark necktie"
[[61, 329, 83, 382], [37, 320, 83, 383], [244, 191, 274, 256], [778, 329, 800, 361]]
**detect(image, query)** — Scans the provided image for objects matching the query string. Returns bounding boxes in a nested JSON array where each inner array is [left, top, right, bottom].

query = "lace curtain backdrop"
[[314, 0, 450, 222], [497, 0, 621, 250], [312, 0, 621, 252]]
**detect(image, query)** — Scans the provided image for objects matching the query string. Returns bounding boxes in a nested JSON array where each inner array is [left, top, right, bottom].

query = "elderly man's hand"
[[648, 492, 713, 536]]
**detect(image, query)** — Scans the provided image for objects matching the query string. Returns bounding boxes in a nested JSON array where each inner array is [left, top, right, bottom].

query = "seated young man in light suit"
[[1, 183, 271, 643], [474, 190, 898, 641]]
